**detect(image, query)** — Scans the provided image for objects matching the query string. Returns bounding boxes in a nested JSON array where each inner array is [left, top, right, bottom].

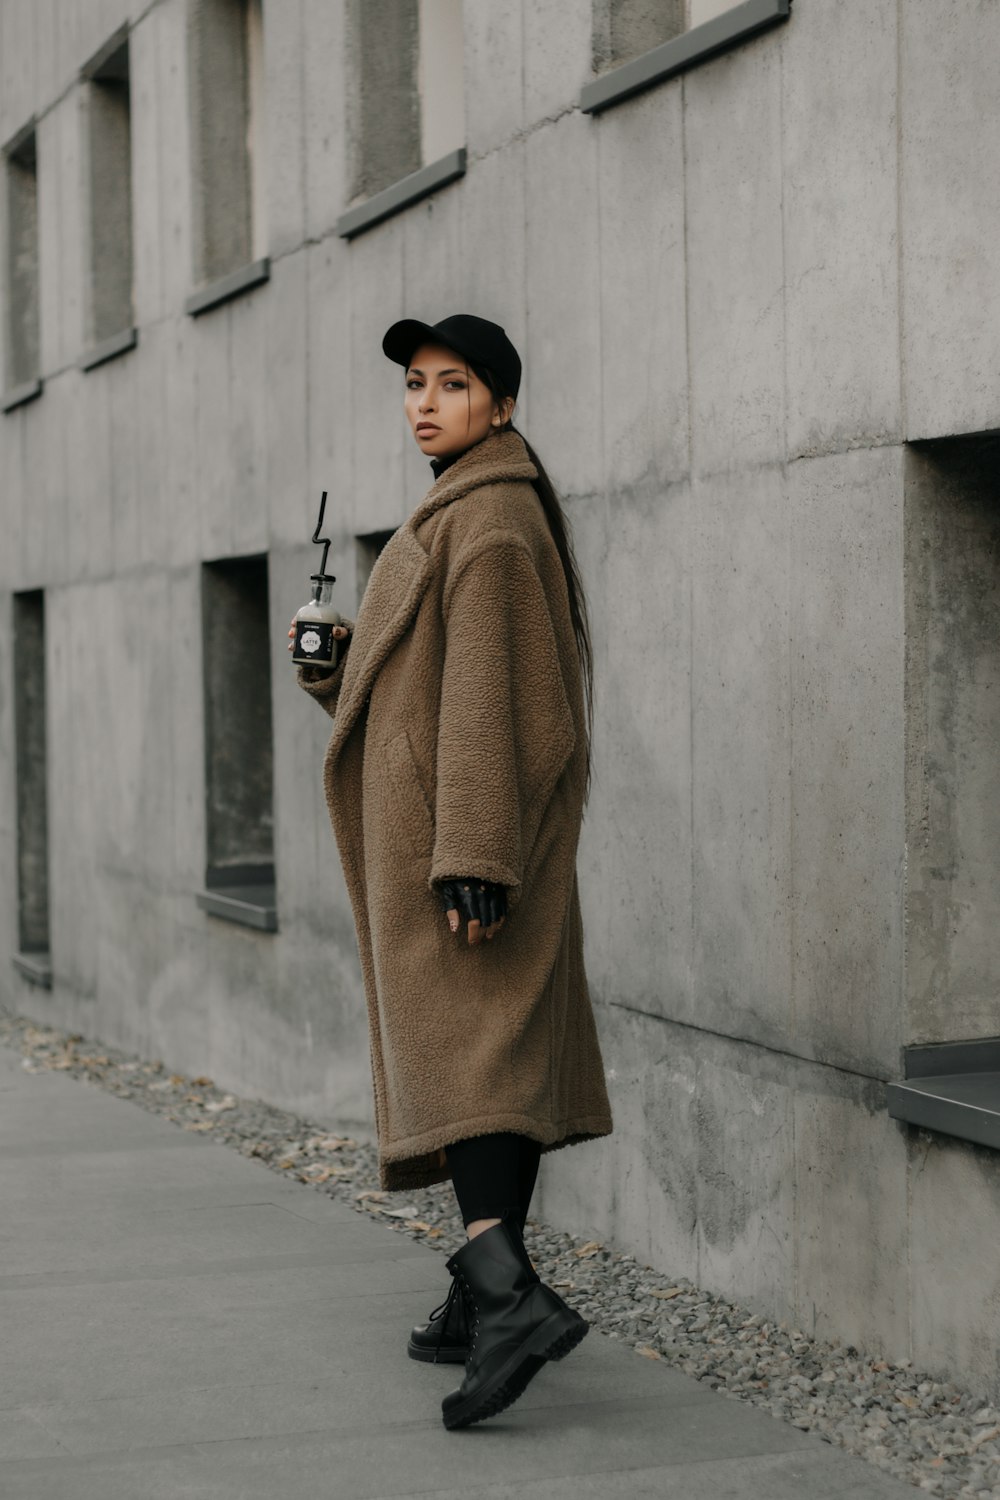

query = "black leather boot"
[[440, 1213, 588, 1430], [407, 1280, 471, 1363]]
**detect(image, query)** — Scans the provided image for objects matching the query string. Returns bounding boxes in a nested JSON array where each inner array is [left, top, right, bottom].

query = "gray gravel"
[[3, 1006, 998, 1498]]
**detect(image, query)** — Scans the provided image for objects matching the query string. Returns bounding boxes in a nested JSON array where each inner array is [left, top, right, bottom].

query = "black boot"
[[440, 1213, 588, 1430], [407, 1280, 471, 1363]]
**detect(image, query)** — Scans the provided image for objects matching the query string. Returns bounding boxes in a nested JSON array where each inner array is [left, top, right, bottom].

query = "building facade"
[[2, 0, 1000, 1398]]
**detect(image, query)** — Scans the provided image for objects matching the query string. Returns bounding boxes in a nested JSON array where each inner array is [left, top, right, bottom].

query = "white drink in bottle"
[[291, 490, 344, 669]]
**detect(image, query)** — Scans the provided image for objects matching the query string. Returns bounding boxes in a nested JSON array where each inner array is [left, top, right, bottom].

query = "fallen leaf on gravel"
[[383, 1207, 419, 1219], [636, 1346, 661, 1360], [192, 1076, 213, 1086], [306, 1135, 357, 1152], [574, 1241, 602, 1258], [300, 1165, 336, 1183], [404, 1220, 433, 1233], [277, 1157, 299, 1168], [184, 1121, 214, 1132], [248, 1142, 272, 1157], [169, 1074, 185, 1085], [204, 1096, 236, 1113], [425, 1228, 443, 1239], [648, 1288, 683, 1300], [355, 1190, 386, 1202]]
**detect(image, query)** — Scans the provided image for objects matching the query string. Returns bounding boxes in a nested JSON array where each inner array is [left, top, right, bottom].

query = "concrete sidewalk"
[[0, 1044, 919, 1499]]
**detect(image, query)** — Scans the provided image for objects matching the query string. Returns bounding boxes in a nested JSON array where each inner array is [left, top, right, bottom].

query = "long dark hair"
[[468, 358, 595, 806]]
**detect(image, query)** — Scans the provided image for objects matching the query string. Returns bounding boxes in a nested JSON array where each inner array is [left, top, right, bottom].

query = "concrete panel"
[[0, 0, 37, 148], [164, 566, 203, 894], [908, 1130, 1000, 1395], [190, 306, 234, 562], [131, 318, 169, 566], [346, 225, 406, 531], [523, 1, 592, 124], [794, 1082, 909, 1358], [789, 446, 905, 1076], [462, 0, 523, 160], [691, 463, 792, 1045], [694, 1051, 795, 1318], [584, 479, 693, 1021], [155, 0, 195, 314], [228, 285, 269, 556], [537, 1003, 700, 1282], [901, 0, 1000, 439], [303, 238, 354, 538], [107, 347, 141, 574], [453, 138, 526, 408], [596, 81, 688, 491], [129, 6, 165, 325], [524, 112, 602, 501], [782, 0, 901, 458], [160, 313, 200, 570], [262, 0, 305, 258], [263, 249, 308, 546], [64, 364, 114, 582], [684, 37, 784, 475], [35, 368, 69, 590], [302, 0, 348, 243]]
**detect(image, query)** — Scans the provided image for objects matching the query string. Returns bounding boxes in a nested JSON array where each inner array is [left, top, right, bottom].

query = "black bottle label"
[[292, 619, 337, 666]]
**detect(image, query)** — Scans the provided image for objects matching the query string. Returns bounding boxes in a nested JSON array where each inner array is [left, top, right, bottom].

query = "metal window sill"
[[337, 147, 466, 240], [886, 1037, 1000, 1152], [79, 326, 137, 372], [580, 0, 791, 116], [195, 884, 277, 932], [2, 377, 42, 413], [12, 951, 52, 988], [185, 257, 271, 318]]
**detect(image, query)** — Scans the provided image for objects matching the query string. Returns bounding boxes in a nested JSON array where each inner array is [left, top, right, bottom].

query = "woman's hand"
[[436, 878, 507, 946], [287, 618, 352, 657]]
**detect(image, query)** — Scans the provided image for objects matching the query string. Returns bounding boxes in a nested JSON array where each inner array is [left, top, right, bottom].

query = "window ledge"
[[185, 257, 270, 318], [195, 884, 277, 932], [337, 147, 466, 241], [79, 326, 137, 373], [580, 0, 791, 115], [886, 1037, 1000, 1152], [2, 377, 42, 414], [12, 951, 52, 988]]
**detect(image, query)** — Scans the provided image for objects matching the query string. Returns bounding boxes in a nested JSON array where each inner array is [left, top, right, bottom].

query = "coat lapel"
[[326, 429, 538, 765]]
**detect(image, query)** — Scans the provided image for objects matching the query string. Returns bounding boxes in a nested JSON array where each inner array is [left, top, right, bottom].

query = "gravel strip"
[[2, 1007, 998, 1497]]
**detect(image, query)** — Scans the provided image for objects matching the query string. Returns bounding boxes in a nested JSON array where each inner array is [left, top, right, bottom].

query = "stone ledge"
[[2, 377, 42, 414], [11, 952, 52, 989], [79, 325, 137, 373], [185, 257, 270, 318], [580, 0, 791, 115], [337, 147, 466, 241], [195, 884, 278, 933]]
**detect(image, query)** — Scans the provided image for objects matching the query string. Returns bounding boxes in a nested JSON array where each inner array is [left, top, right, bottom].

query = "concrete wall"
[[2, 0, 1000, 1399]]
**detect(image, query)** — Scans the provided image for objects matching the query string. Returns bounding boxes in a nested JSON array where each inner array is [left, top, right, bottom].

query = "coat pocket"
[[384, 729, 435, 855]]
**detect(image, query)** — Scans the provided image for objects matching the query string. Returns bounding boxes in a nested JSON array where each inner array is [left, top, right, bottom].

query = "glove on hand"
[[435, 877, 508, 942]]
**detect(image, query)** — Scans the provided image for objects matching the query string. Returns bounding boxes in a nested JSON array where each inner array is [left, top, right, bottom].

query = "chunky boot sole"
[[442, 1309, 588, 1431], [406, 1335, 468, 1364]]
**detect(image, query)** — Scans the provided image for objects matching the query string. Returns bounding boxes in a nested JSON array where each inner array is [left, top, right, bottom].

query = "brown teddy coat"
[[297, 427, 613, 1191]]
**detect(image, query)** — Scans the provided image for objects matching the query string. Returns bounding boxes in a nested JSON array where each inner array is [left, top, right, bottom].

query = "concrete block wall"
[[2, 0, 1000, 1399]]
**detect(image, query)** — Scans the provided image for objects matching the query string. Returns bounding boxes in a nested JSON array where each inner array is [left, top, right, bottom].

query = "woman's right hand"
[[287, 618, 352, 655]]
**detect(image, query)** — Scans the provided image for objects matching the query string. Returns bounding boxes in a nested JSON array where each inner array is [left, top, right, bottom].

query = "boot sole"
[[442, 1311, 588, 1430], [407, 1339, 468, 1364]]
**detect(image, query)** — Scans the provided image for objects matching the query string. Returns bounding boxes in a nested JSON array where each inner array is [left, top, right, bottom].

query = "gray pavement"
[[0, 1044, 919, 1499]]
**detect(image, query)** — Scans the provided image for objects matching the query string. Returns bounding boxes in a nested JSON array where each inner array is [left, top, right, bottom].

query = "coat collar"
[[326, 430, 538, 765]]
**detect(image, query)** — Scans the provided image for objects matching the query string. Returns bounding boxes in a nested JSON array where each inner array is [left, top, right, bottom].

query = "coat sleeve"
[[295, 619, 355, 722], [429, 536, 576, 908]]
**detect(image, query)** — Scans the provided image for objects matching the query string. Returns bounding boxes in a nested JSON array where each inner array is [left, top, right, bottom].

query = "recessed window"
[[582, 0, 790, 115], [196, 555, 277, 932], [186, 0, 269, 311], [80, 27, 136, 367], [2, 123, 41, 406], [11, 591, 51, 987], [337, 0, 465, 240]]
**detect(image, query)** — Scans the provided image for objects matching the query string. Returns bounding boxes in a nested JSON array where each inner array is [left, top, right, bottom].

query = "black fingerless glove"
[[436, 877, 508, 929]]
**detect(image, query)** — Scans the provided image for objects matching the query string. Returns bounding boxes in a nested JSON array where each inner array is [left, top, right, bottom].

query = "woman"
[[289, 313, 613, 1430]]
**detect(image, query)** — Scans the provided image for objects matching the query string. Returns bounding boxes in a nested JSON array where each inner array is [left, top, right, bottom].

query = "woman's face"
[[403, 341, 512, 460]]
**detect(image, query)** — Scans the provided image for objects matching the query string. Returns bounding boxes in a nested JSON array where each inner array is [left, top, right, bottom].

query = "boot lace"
[[430, 1273, 475, 1362]]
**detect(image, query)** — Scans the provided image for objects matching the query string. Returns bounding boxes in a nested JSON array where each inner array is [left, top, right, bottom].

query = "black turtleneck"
[[429, 449, 463, 481]]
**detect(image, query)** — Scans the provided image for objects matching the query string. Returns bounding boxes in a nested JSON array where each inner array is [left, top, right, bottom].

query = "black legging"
[[445, 1131, 542, 1231]]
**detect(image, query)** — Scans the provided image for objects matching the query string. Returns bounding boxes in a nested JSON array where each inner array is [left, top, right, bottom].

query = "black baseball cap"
[[382, 313, 521, 399]]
